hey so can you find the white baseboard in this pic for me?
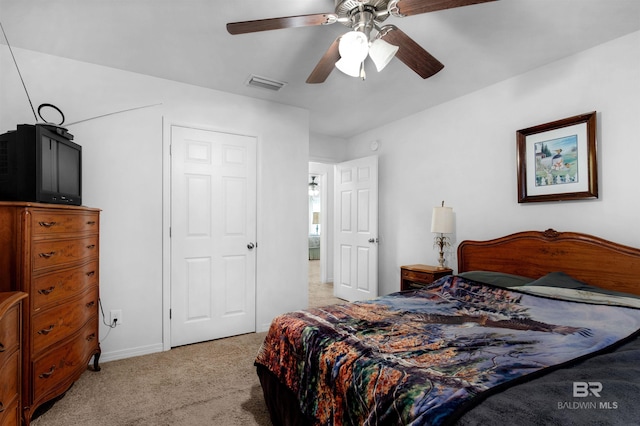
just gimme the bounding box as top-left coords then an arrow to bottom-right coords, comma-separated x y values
98,343 -> 165,363
258,322 -> 271,333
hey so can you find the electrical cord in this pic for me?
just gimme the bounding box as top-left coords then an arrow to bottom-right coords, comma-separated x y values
99,298 -> 119,328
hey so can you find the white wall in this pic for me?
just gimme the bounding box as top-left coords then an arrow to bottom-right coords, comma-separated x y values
309,132 -> 348,163
0,48 -> 310,361
346,31 -> 640,297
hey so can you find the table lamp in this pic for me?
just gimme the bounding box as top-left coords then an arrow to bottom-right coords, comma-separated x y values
431,201 -> 454,269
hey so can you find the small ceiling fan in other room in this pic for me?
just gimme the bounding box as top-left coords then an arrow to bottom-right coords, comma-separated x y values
226,0 -> 497,84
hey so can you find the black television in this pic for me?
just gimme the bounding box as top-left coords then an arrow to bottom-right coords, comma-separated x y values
0,123 -> 82,205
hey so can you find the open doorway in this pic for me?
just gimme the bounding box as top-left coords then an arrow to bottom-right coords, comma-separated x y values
308,163 -> 338,307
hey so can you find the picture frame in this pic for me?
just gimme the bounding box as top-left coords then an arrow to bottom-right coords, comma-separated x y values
516,111 -> 598,203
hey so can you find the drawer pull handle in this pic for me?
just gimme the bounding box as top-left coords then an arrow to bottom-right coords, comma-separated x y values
0,401 -> 4,413
38,325 -> 55,335
39,366 -> 56,379
87,220 -> 96,225
38,221 -> 57,228
86,244 -> 96,249
87,271 -> 96,277
0,342 -> 5,352
38,286 -> 56,295
86,301 -> 96,308
39,251 -> 57,259
87,333 -> 96,341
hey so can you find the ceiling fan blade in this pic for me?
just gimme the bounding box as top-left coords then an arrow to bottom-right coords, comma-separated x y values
380,26 -> 444,79
227,13 -> 337,35
393,0 -> 498,17
306,37 -> 341,84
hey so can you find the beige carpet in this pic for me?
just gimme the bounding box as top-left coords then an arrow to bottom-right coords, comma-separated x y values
32,260 -> 340,425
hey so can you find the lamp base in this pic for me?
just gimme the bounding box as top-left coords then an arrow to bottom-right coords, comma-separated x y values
434,234 -> 450,269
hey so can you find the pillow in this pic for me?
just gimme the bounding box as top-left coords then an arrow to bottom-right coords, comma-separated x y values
512,286 -> 640,309
523,271 -> 640,299
458,271 -> 535,288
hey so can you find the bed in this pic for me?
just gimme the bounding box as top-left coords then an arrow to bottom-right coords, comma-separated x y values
255,229 -> 640,425
309,235 -> 320,260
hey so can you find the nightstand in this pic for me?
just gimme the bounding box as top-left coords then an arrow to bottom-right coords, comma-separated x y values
400,264 -> 453,291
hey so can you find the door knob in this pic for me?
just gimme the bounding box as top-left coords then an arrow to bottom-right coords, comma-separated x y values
368,238 -> 379,243
247,242 -> 255,250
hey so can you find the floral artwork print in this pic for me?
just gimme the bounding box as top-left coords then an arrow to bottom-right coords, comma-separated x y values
535,134 -> 579,187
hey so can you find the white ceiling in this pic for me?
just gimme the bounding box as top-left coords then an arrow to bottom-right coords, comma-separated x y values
1,0 -> 639,138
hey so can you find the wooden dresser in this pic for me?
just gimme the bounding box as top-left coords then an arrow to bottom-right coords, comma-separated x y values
0,292 -> 28,426
0,202 -> 100,425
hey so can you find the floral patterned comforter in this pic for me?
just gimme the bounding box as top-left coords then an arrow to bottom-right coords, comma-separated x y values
255,276 -> 640,425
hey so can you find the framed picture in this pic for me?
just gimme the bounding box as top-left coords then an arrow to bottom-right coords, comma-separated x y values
516,111 -> 598,203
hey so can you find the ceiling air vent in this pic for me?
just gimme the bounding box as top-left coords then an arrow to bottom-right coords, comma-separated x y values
245,75 -> 287,92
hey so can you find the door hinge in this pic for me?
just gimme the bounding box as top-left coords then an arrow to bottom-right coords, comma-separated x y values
169,308 -> 172,319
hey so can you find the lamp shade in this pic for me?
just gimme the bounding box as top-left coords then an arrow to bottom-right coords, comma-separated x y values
335,58 -> 363,77
338,31 -> 369,61
336,31 -> 369,77
431,206 -> 454,234
312,212 -> 320,225
369,38 -> 399,72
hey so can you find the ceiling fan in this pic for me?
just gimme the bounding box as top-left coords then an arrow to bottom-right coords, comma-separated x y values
227,0 -> 497,84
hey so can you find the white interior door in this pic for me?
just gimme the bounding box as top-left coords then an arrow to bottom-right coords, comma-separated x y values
334,156 -> 378,302
170,125 -> 257,347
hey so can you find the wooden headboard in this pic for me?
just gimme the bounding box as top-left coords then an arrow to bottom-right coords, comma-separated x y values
457,229 -> 640,296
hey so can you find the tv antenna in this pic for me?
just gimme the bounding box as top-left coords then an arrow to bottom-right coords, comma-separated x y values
1,19 -> 163,129
0,19 -> 39,123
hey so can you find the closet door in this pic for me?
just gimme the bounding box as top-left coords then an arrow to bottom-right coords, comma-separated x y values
170,125 -> 257,347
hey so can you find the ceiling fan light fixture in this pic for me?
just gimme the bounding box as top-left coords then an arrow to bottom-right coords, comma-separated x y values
335,57 -> 364,78
338,31 -> 369,61
369,38 -> 399,72
228,0 -> 498,84
336,31 -> 369,77
309,176 -> 319,196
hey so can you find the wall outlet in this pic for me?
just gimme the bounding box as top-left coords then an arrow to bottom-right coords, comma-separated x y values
110,309 -> 122,326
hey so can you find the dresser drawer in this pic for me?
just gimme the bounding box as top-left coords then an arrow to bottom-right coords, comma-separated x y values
31,210 -> 99,236
401,269 -> 431,282
32,287 -> 98,355
0,398 -> 19,426
32,323 -> 99,402
0,350 -> 19,422
32,235 -> 99,271
0,304 -> 20,360
32,261 -> 98,312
